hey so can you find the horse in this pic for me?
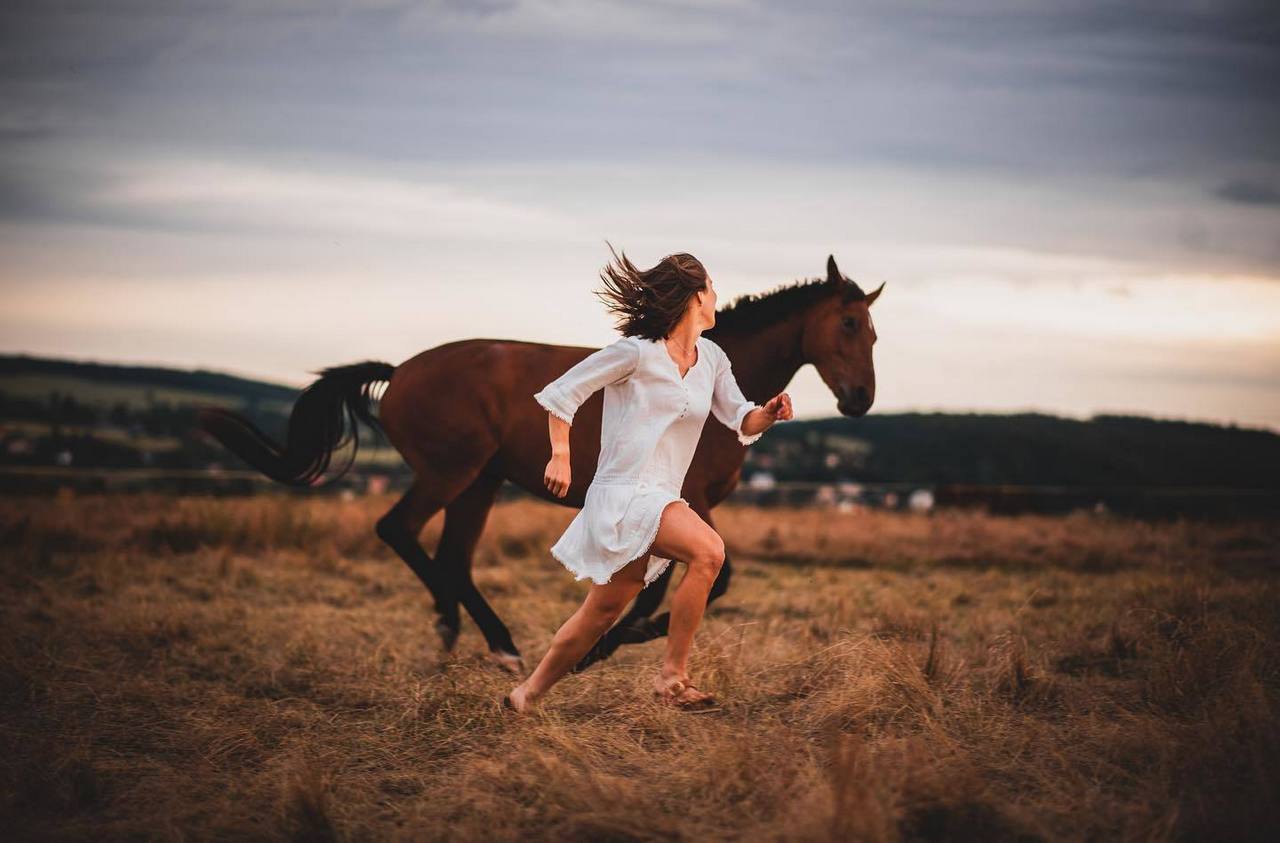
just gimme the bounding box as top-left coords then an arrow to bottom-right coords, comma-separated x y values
197,255 -> 883,675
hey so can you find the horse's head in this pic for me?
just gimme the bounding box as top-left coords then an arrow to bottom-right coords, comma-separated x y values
803,255 -> 884,417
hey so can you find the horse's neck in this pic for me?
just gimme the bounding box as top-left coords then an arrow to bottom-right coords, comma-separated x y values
709,317 -> 806,403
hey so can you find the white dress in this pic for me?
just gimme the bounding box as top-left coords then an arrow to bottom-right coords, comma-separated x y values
533,334 -> 765,588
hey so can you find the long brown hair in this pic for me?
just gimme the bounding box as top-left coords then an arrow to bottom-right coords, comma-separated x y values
593,241 -> 707,340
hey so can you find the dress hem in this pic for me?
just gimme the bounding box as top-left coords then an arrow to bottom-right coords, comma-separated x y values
636,495 -> 684,585
548,494 -> 686,587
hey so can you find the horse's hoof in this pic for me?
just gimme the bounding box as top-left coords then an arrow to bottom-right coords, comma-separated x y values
489,650 -> 525,676
435,620 -> 460,652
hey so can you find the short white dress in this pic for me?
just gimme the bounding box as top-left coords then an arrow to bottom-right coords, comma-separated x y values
533,334 -> 765,588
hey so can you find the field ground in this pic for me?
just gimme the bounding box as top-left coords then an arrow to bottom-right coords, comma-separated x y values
1,493 -> 1278,841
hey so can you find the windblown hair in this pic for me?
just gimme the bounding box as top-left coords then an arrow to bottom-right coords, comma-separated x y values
593,241 -> 708,340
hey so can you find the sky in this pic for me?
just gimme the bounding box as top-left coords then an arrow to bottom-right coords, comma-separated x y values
2,0 -> 1278,431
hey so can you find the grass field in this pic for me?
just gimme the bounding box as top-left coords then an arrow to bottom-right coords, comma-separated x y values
1,493 -> 1277,841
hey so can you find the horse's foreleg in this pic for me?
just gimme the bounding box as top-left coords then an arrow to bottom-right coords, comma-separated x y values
572,555 -> 733,673
572,502 -> 732,672
571,561 -> 674,673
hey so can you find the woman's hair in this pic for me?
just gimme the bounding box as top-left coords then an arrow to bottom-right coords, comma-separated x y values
593,241 -> 708,340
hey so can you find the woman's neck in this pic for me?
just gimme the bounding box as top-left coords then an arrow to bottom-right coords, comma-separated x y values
664,316 -> 703,354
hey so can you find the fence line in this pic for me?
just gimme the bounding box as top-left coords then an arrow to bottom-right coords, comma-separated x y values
2,466 -> 1276,519
2,466 -> 1273,494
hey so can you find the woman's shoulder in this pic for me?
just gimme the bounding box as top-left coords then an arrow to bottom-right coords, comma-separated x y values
613,335 -> 647,360
606,335 -> 645,371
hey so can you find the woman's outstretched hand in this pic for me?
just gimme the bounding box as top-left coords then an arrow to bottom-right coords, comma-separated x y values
762,392 -> 794,422
544,453 -> 571,498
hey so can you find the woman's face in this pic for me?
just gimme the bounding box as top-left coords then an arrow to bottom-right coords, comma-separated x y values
697,274 -> 717,328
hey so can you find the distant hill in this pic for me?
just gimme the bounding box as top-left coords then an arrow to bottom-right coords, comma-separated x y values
0,353 -> 299,413
772,412 -> 1280,489
0,353 -> 384,473
2,353 -> 1278,488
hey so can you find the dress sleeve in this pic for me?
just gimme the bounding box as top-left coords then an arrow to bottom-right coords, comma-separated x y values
533,337 -> 639,426
710,346 -> 764,446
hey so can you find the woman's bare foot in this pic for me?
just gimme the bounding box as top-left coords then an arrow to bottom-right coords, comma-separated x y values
505,683 -> 533,714
653,671 -> 717,708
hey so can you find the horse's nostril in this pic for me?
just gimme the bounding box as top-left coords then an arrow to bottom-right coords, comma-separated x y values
853,386 -> 869,402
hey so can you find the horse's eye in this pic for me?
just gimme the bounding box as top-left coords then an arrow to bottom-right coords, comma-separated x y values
842,316 -> 859,332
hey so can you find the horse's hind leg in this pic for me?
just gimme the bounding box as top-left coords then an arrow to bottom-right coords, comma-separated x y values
437,470 -> 525,674
375,468 -> 484,653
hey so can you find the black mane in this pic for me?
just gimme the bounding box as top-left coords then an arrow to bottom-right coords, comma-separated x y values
713,274 -> 865,333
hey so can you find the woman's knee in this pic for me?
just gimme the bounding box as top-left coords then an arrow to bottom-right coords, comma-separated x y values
687,535 -> 725,580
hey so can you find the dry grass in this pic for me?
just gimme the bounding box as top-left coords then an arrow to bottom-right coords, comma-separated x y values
1,492 -> 1278,841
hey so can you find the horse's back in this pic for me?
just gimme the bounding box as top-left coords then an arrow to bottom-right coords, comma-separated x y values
378,339 -> 601,481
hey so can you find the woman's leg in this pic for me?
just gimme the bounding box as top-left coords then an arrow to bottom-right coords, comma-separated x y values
646,502 -> 726,699
508,554 -> 649,711
663,561 -> 722,685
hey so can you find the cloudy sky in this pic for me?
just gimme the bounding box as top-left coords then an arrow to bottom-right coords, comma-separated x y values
2,0 -> 1278,430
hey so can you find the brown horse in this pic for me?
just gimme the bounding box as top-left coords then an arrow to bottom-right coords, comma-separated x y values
198,255 -> 882,674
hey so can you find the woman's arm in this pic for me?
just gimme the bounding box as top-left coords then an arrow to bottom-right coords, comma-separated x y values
710,347 -> 791,445
533,337 -> 639,427
543,413 -> 573,497
534,337 -> 639,496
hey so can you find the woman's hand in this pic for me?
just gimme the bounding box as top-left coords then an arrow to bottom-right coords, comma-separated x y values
544,453 -> 571,498
762,392 -> 794,422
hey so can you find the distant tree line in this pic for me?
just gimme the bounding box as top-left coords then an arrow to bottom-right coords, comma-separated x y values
2,355 -> 1278,488
747,412 -> 1280,488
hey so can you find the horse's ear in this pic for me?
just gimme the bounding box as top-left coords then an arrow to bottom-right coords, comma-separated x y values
865,281 -> 885,306
826,255 -> 843,287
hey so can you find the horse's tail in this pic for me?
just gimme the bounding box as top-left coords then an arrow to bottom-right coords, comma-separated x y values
197,361 -> 396,487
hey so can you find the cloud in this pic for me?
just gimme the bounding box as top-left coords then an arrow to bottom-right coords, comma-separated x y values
2,1 -> 1276,178
1216,179 -> 1280,207
2,0 -> 1277,430
0,150 -> 578,245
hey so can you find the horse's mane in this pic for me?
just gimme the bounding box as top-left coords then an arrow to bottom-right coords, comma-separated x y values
713,274 -> 865,333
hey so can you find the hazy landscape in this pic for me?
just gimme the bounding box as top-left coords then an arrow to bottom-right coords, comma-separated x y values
4,354 -> 1278,518
6,2 -> 1279,840
3,492 -> 1276,841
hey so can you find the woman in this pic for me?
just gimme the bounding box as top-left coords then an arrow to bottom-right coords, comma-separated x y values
503,246 -> 793,714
